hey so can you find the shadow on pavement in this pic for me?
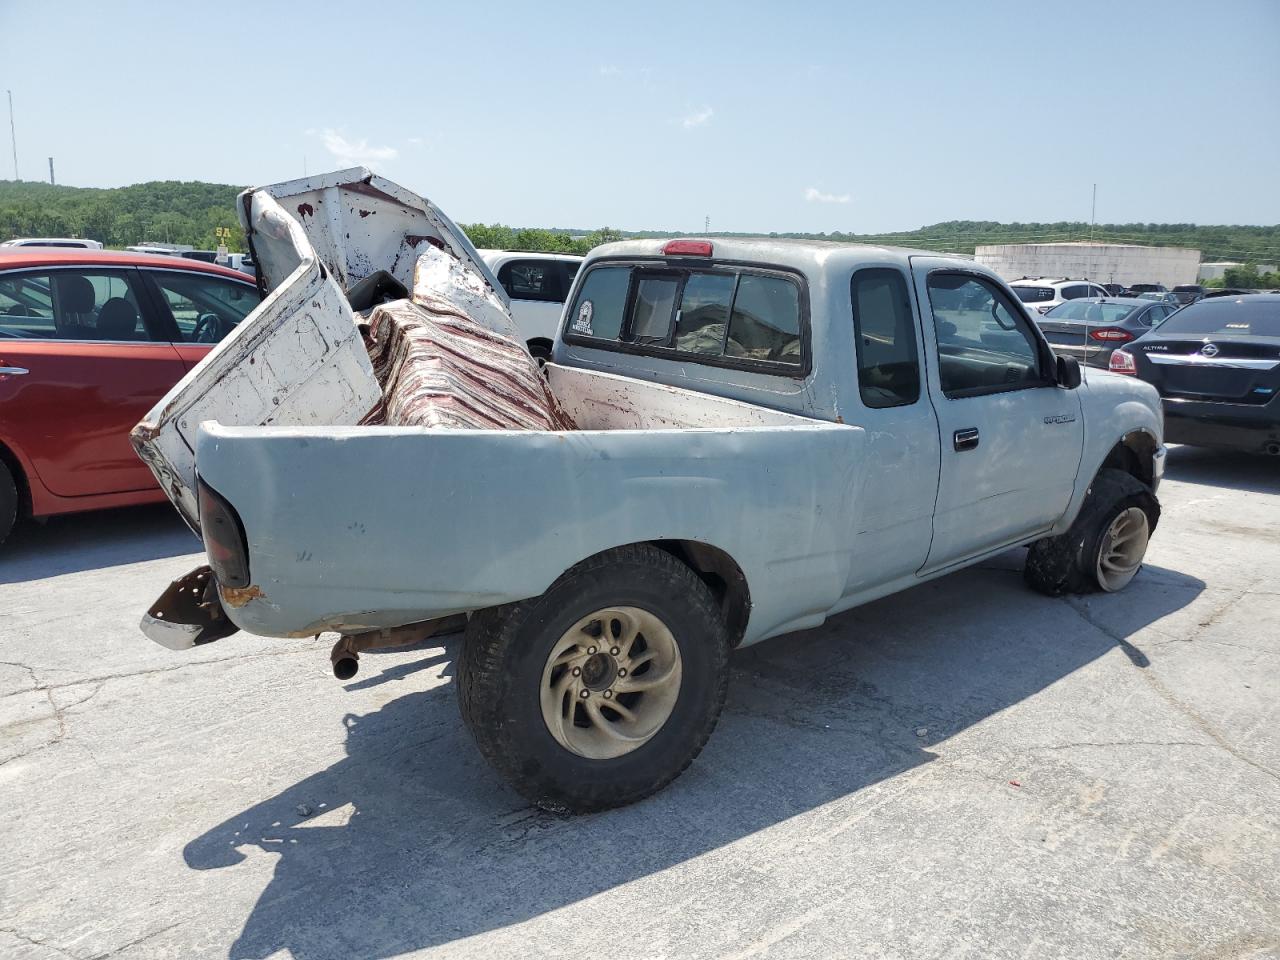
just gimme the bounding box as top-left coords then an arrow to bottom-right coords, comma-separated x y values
0,503 -> 197,584
1163,445 -> 1278,495
184,558 -> 1203,959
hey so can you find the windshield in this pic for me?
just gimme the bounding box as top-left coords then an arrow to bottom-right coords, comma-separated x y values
1012,286 -> 1054,303
1044,301 -> 1140,324
1155,298 -> 1280,337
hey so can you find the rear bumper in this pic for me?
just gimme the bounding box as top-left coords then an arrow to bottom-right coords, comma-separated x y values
1163,398 -> 1280,453
1050,342 -> 1115,368
141,565 -> 240,650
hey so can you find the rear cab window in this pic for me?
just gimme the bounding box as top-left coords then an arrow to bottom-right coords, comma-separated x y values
564,260 -> 808,375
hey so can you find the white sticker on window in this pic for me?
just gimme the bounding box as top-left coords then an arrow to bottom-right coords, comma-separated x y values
572,299 -> 594,335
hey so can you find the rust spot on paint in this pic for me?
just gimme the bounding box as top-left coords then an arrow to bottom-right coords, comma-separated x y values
358,209 -> 373,218
297,202 -> 314,218
221,584 -> 265,608
404,234 -> 444,249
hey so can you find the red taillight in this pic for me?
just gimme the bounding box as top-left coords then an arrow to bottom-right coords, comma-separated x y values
1089,327 -> 1135,342
198,479 -> 250,588
1109,350 -> 1137,375
662,239 -> 713,257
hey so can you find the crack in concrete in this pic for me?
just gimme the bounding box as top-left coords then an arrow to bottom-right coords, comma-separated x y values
0,925 -> 85,960
1059,596 -> 1280,786
85,920 -> 186,960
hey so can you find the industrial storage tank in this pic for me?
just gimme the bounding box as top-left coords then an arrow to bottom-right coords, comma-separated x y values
974,242 -> 1200,288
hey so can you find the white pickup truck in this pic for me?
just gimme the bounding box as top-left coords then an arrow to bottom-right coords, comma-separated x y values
135,170 -> 1166,812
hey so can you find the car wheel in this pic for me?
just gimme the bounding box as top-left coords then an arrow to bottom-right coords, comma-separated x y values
457,543 -> 730,813
0,459 -> 17,547
1024,468 -> 1160,597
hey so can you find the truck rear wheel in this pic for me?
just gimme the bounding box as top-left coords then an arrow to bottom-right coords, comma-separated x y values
0,459 -> 17,547
457,544 -> 730,812
1024,467 -> 1160,596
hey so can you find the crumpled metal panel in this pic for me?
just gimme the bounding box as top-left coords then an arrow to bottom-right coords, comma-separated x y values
366,298 -> 574,431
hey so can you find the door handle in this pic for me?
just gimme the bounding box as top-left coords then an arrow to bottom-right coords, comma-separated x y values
954,427 -> 980,451
0,366 -> 30,376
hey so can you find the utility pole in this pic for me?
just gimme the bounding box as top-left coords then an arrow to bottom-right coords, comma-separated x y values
7,90 -> 17,180
704,215 -> 710,233
1089,183 -> 1096,244
48,157 -> 55,185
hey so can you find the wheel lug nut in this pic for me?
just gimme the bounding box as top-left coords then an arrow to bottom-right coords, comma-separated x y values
587,646 -> 597,655
571,667 -> 581,676
610,646 -> 620,656
580,689 -> 590,699
603,689 -> 613,699
618,668 -> 627,677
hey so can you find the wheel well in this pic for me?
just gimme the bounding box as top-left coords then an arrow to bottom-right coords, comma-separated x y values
0,440 -> 31,517
1100,430 -> 1157,488
527,337 -> 553,358
652,540 -> 751,646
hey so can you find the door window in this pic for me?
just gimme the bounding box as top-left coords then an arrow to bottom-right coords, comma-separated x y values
0,269 -> 152,341
927,273 -> 1045,398
498,260 -> 564,303
851,268 -> 920,408
148,270 -> 258,343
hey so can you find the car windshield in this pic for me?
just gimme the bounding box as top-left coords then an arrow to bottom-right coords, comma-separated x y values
1043,301 -> 1140,324
1154,299 -> 1280,337
1012,286 -> 1054,303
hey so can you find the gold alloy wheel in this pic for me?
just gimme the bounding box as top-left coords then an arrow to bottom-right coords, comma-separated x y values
539,606 -> 683,760
1095,506 -> 1150,592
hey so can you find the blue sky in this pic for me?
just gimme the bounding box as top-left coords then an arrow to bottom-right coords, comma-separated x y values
2,0 -> 1278,233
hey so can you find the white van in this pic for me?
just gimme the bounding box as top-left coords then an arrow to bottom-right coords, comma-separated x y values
478,250 -> 582,359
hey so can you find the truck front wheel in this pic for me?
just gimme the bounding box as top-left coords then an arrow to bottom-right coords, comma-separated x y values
1024,467 -> 1160,597
457,544 -> 730,813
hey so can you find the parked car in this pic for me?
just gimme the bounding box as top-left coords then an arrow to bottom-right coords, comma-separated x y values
1127,282 -> 1167,296
1009,277 -> 1110,316
0,237 -> 104,250
1035,296 -> 1176,368
1110,294 -> 1279,454
1102,283 -> 1129,297
478,250 -> 582,359
0,249 -> 261,545
134,170 -> 1167,813
1171,284 -> 1207,305
1135,291 -> 1183,306
1204,288 -> 1255,299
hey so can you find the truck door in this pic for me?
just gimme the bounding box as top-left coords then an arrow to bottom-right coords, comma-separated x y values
909,258 -> 1084,571
842,265 -> 941,594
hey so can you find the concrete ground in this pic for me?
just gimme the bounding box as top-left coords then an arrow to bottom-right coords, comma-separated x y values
1,445 -> 1276,960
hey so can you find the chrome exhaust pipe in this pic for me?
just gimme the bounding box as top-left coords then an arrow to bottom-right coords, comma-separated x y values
329,614 -> 467,680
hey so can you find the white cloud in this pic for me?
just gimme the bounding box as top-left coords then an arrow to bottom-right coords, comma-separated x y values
320,129 -> 398,168
681,106 -> 714,129
599,64 -> 623,76
804,187 -> 851,204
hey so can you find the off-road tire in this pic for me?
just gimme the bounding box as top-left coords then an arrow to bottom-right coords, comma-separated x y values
457,543 -> 730,813
0,459 -> 17,547
1024,467 -> 1160,597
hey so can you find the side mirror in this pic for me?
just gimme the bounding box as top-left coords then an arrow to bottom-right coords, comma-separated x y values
1056,354 -> 1082,389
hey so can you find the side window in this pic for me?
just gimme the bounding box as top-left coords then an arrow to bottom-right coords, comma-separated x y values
567,265 -> 629,340
851,268 -> 920,409
148,271 -> 258,343
1090,285 -> 1108,298
1060,284 -> 1087,301
498,260 -> 563,303
926,274 -> 1044,398
0,269 -> 151,341
726,274 -> 802,365
1144,306 -> 1165,326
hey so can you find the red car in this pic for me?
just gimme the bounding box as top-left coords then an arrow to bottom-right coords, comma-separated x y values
0,249 -> 261,545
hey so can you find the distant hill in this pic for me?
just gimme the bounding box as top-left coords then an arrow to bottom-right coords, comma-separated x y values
3,179 -> 1278,264
0,179 -> 247,252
